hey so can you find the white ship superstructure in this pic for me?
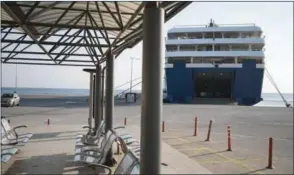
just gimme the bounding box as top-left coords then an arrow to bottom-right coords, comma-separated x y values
165,19 -> 265,68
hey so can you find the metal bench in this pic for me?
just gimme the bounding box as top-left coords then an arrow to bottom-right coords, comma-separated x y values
1,147 -> 19,163
74,129 -> 117,165
1,118 -> 33,145
75,120 -> 138,152
94,149 -> 140,175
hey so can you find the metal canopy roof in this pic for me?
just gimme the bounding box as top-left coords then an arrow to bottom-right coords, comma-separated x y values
1,1 -> 191,67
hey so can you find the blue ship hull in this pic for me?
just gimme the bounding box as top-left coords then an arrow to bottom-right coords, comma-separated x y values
165,60 -> 264,106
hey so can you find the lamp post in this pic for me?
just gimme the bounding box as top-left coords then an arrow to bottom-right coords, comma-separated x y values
130,57 -> 140,93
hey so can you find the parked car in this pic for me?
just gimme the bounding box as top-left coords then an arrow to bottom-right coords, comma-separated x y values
1,92 -> 20,107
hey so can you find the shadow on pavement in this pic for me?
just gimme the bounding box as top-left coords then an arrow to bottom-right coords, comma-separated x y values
241,168 -> 267,174
189,150 -> 227,158
3,153 -> 70,174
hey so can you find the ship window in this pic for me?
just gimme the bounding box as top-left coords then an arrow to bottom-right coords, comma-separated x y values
168,33 -> 178,39
191,58 -> 202,63
202,58 -> 215,64
188,32 -> 203,39
256,59 -> 263,64
240,32 -> 252,38
223,58 -> 235,63
219,44 -> 230,51
168,57 -> 191,63
231,44 -> 249,51
251,45 -> 263,51
197,45 -> 206,51
206,45 -> 213,51
224,32 -> 239,38
204,32 -> 213,39
166,45 -> 178,51
180,45 -> 195,51
214,32 -> 222,38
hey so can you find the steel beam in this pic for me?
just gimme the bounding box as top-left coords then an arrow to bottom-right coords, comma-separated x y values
27,2 -> 62,21
1,39 -> 115,48
12,3 -> 143,16
0,50 -> 100,57
1,57 -> 96,63
2,20 -> 130,31
101,2 -> 144,60
3,62 -> 95,67
1,31 -> 117,40
140,2 -> 164,174
1,3 -> 56,63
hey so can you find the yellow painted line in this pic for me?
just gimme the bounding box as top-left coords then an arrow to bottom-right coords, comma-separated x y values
205,148 -> 265,174
176,137 -> 190,143
197,157 -> 266,164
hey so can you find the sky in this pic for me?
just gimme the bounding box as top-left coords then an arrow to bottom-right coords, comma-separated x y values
1,2 -> 293,93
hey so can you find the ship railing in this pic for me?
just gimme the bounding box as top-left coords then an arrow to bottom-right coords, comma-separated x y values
172,23 -> 256,28
166,49 -> 265,52
166,36 -> 265,40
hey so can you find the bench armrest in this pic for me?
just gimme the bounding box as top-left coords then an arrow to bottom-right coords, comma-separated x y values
12,125 -> 27,138
1,141 -> 18,146
13,125 -> 27,130
114,126 -> 125,130
83,149 -> 103,155
82,140 -> 99,146
87,164 -> 112,175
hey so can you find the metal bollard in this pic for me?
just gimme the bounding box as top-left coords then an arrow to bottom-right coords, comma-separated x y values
162,121 -> 165,132
205,120 -> 212,141
266,137 -> 274,169
124,117 -> 127,126
193,117 -> 198,136
227,125 -> 232,151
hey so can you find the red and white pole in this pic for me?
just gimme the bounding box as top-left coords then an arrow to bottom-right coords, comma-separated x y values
193,117 -> 198,136
227,125 -> 232,151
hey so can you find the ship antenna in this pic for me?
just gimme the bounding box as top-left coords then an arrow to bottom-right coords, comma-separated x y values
209,18 -> 214,27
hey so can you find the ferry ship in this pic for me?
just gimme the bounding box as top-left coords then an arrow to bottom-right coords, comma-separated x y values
164,20 -> 265,106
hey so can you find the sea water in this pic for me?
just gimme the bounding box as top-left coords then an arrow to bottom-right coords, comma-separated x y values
1,87 -> 293,107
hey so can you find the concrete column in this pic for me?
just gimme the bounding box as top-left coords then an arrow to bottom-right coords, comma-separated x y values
229,45 -> 232,51
88,73 -> 94,134
235,57 -> 238,63
239,32 -> 242,38
94,65 -> 102,133
221,32 -> 225,38
105,51 -> 114,164
141,2 -> 163,174
177,45 -> 180,51
212,44 -> 215,51
248,44 -> 252,51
